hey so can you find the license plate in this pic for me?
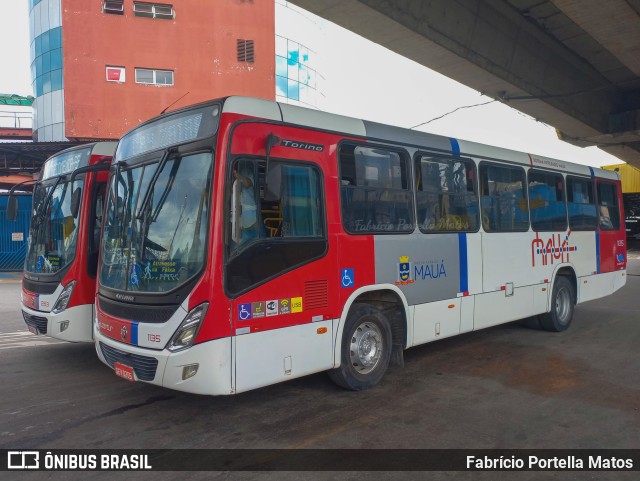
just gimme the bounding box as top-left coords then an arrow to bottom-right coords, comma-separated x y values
114,362 -> 135,382
27,325 -> 38,335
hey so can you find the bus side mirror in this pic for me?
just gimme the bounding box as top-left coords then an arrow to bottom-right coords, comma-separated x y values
231,179 -> 242,244
6,195 -> 18,221
264,162 -> 282,201
71,187 -> 82,218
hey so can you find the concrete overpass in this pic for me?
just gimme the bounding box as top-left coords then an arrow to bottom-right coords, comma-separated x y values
292,0 -> 640,167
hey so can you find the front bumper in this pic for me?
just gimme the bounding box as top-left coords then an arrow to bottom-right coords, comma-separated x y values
94,329 -> 233,396
22,303 -> 94,342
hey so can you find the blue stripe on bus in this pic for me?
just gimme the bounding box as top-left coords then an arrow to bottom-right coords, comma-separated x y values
590,166 -> 599,273
595,231 -> 601,274
449,138 -> 460,156
458,233 -> 468,293
131,322 -> 139,345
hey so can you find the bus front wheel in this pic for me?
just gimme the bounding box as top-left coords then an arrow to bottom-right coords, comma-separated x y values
328,303 -> 392,391
540,276 -> 575,332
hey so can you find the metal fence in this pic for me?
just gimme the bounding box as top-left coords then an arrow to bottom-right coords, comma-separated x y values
0,194 -> 32,271
0,110 -> 33,129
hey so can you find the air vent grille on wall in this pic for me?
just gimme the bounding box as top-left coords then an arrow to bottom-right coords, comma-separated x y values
304,280 -> 329,310
237,39 -> 255,63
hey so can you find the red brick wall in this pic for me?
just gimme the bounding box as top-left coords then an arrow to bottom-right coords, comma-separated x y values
62,0 -> 275,139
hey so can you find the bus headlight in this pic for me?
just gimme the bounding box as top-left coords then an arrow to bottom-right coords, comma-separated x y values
167,303 -> 209,352
52,281 -> 76,314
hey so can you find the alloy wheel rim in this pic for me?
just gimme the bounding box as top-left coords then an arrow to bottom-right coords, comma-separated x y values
349,321 -> 383,375
556,286 -> 571,324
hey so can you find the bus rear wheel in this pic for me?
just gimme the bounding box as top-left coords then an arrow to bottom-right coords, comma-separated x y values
540,276 -> 575,332
328,303 -> 392,391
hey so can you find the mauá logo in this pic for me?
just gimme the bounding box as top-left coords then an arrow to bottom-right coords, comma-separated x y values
413,260 -> 447,280
396,256 -> 414,285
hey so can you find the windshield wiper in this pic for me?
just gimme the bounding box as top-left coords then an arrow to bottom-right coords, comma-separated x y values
129,150 -> 182,274
109,161 -> 128,218
150,160 -> 180,222
136,147 -> 176,220
30,175 -> 66,268
35,175 -> 64,224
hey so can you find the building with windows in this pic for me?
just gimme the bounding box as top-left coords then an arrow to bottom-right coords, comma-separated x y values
29,0 -> 275,141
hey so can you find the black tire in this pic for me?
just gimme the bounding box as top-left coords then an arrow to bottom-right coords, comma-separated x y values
539,276 -> 575,332
328,303 -> 392,391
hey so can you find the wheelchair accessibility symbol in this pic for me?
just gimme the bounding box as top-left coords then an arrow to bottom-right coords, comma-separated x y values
238,303 -> 252,321
341,268 -> 355,288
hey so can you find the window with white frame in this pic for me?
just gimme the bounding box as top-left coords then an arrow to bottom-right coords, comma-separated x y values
103,0 -> 124,15
135,68 -> 174,85
133,2 -> 174,19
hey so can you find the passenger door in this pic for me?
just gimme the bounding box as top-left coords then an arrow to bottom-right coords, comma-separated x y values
475,162 -> 536,329
596,180 -> 626,274
225,122 -> 341,393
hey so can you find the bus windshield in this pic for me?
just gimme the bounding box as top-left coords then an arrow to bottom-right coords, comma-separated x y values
24,147 -> 91,275
99,151 -> 213,293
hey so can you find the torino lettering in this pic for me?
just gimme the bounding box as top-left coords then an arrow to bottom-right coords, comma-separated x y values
280,139 -> 324,151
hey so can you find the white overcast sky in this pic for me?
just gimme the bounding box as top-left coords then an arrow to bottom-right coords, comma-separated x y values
0,1 -> 622,167
1,2 -> 31,98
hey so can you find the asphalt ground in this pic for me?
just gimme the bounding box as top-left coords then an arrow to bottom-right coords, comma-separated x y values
0,241 -> 638,481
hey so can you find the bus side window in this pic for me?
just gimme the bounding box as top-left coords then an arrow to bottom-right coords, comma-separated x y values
94,184 -> 105,249
597,182 -> 620,230
415,155 -> 479,232
265,163 -> 323,238
226,159 -> 326,296
479,163 -> 529,232
528,170 -> 567,231
88,183 -> 106,277
339,144 -> 414,234
567,176 -> 597,230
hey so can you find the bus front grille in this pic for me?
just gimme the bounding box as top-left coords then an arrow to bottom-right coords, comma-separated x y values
22,311 -> 48,334
98,294 -> 178,324
99,342 -> 159,381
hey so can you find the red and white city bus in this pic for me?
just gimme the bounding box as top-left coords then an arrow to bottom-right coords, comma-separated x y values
17,142 -> 116,342
94,97 -> 626,394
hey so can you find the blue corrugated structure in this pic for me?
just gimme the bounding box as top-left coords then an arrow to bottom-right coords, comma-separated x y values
0,194 -> 32,271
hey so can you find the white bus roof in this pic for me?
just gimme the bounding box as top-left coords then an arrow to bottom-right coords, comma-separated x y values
223,96 -> 619,180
